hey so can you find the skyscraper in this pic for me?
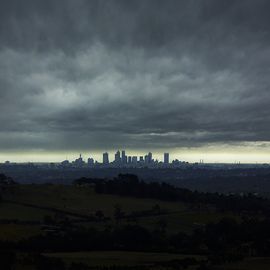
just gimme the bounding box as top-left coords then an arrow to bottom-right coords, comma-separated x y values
132,156 -> 138,164
114,150 -> 121,164
103,152 -> 109,165
88,157 -> 94,166
145,154 -> 149,164
148,152 -> 153,163
74,153 -> 84,167
164,153 -> 169,164
122,150 -> 127,164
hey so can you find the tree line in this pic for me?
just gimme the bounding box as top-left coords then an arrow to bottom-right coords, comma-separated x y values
74,174 -> 270,216
1,216 -> 270,269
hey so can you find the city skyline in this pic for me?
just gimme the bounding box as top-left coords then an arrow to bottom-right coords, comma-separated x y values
69,150 -> 175,168
1,147 -> 270,164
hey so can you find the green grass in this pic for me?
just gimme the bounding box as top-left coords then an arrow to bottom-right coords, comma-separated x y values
45,251 -> 204,267
134,211 -> 233,234
0,224 -> 41,241
0,185 -> 268,270
0,202 -> 52,221
4,184 -> 187,217
0,184 -> 241,241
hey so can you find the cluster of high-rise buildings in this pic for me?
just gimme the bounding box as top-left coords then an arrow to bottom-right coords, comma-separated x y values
61,150 -> 187,168
103,150 -> 158,166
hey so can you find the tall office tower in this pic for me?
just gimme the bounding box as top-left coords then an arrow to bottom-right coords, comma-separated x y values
103,152 -> 109,165
75,153 -> 84,167
164,153 -> 169,164
122,150 -> 127,164
132,156 -> 138,164
148,152 -> 153,163
114,150 -> 121,163
88,157 -> 94,166
128,156 -> 132,164
139,156 -> 144,163
145,154 -> 149,164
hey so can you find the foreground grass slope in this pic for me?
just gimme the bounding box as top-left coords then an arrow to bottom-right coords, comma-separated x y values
0,181 -> 269,269
3,184 -> 186,216
45,251 -> 205,267
0,184 -> 239,239
213,257 -> 270,270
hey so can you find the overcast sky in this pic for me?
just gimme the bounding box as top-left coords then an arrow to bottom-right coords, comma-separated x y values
1,0 -> 270,162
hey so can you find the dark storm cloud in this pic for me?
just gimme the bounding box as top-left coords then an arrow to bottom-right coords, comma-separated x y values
1,0 -> 270,151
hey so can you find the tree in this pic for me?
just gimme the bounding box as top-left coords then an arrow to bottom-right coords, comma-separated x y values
156,218 -> 167,233
43,215 -> 55,225
152,204 -> 161,214
114,204 -> 125,223
69,262 -> 89,270
95,210 -> 104,221
0,251 -> 16,270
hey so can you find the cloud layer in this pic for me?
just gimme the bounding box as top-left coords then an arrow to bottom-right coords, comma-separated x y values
1,0 -> 270,154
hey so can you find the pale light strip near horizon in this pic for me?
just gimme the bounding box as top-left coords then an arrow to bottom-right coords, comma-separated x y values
1,143 -> 270,163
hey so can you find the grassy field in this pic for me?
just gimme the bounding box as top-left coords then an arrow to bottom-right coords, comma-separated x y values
0,184 -> 240,241
0,201 -> 52,221
45,251 -> 204,267
4,184 -> 187,216
1,184 -> 269,269
135,210 -> 240,234
213,257 -> 270,270
0,224 -> 41,241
